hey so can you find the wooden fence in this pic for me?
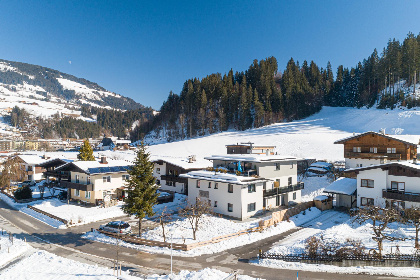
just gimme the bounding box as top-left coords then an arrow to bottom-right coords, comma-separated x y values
27,205 -> 69,225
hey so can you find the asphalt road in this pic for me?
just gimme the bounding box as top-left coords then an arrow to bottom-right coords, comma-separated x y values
0,199 -> 414,280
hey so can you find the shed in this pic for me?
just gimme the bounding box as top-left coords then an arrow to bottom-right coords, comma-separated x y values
313,195 -> 333,211
324,177 -> 357,208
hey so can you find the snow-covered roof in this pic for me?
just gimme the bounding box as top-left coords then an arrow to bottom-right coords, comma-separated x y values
151,156 -> 211,170
314,195 -> 329,201
204,154 -> 301,163
180,170 -> 269,184
323,177 -> 357,195
334,131 -> 420,146
57,159 -> 132,175
310,161 -> 332,168
17,155 -> 46,165
346,160 -> 420,173
308,167 -> 329,173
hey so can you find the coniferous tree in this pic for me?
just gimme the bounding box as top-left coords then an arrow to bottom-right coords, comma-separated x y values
77,139 -> 95,161
122,142 -> 158,236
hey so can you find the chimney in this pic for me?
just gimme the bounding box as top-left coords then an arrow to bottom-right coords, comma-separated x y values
188,156 -> 193,163
266,149 -> 269,156
100,156 -> 108,164
191,155 -> 196,161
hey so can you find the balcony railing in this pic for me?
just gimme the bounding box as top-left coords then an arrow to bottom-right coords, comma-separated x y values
345,152 -> 401,160
382,189 -> 420,203
263,182 -> 304,197
60,181 -> 94,192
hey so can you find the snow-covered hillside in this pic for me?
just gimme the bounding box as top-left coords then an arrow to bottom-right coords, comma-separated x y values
145,106 -> 420,162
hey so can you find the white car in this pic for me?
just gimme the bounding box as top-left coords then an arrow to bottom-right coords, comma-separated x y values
99,221 -> 132,234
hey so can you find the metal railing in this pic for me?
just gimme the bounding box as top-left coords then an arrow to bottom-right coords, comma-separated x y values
263,182 -> 304,197
382,189 -> 420,203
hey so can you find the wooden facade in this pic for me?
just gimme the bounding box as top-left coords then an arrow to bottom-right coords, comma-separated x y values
335,132 -> 417,161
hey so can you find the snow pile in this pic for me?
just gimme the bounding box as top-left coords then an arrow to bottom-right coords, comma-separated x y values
0,231 -> 29,268
84,207 -> 322,257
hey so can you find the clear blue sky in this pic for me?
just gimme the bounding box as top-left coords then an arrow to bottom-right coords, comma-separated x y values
0,1 -> 419,109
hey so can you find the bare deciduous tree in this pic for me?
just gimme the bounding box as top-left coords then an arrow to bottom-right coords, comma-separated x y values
38,182 -> 46,199
351,206 -> 402,258
181,198 -> 212,240
0,156 -> 25,191
158,206 -> 171,242
402,207 -> 420,248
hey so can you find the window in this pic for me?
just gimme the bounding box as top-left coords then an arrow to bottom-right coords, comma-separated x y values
370,147 -> 377,153
228,184 -> 233,193
156,168 -> 160,174
87,176 -> 91,184
122,175 -> 129,181
196,180 -> 200,188
228,203 -> 233,212
168,169 -> 173,175
103,176 -> 111,183
248,184 -> 256,193
290,163 -> 294,169
361,179 -> 374,188
247,202 -> 256,212
293,192 -> 296,200
75,175 -> 80,184
167,181 -> 174,186
288,177 -> 292,186
214,183 -> 218,189
75,189 -> 80,197
208,182 -> 212,188
85,191 -> 91,199
387,147 -> 396,153
353,146 -> 361,153
214,201 -> 218,207
361,197 -> 374,206
275,163 -> 280,170
391,181 -> 405,191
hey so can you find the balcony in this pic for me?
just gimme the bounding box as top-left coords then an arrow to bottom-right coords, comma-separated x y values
60,181 -> 94,192
263,182 -> 304,197
382,189 -> 420,203
345,152 -> 401,160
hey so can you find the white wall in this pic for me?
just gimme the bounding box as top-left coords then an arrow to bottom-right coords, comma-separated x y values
356,169 -> 387,208
346,158 -> 383,169
71,171 -> 128,192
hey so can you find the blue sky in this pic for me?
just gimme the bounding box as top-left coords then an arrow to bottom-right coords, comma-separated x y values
0,1 -> 419,109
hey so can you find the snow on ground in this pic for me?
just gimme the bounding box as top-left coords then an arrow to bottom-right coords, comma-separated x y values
32,199 -> 126,226
83,207 -> 322,257
300,176 -> 331,202
0,250 -> 260,280
145,106 -> 420,162
254,210 -> 420,277
0,232 -> 29,268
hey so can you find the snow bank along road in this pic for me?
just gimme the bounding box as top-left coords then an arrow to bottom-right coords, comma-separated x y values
0,199 -> 406,280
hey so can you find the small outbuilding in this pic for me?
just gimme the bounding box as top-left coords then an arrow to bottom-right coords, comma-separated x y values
313,195 -> 333,211
323,177 -> 357,208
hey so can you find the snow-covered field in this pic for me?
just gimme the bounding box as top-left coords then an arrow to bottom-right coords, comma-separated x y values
145,106 -> 420,162
254,210 -> 420,277
0,232 -> 29,268
83,207 -> 322,257
301,176 -> 331,202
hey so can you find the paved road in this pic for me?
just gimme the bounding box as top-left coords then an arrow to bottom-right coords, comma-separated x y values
0,199 -> 414,280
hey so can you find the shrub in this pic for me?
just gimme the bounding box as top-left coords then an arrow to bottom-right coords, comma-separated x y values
14,185 -> 32,200
305,236 -> 321,258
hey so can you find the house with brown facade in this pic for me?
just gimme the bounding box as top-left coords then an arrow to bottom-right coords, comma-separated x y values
334,131 -> 419,169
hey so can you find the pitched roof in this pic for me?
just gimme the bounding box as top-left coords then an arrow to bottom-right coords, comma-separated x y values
56,159 -> 132,175
334,131 -> 420,146
17,155 -> 46,165
344,161 -> 420,173
324,177 -> 357,195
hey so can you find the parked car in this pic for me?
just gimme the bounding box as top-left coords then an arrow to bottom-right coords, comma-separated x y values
21,180 -> 36,187
99,221 -> 132,234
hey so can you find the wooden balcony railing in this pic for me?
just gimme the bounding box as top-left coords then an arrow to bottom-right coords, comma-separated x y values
382,189 -> 420,203
60,181 -> 94,192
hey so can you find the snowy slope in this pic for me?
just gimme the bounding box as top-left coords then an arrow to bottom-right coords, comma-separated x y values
145,106 -> 420,162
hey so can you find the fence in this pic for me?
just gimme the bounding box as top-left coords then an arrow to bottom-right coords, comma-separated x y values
27,205 -> 68,225
259,252 -> 420,267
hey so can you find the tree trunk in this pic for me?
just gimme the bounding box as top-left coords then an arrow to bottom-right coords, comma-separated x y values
138,219 -> 142,237
414,70 -> 417,94
416,227 -> 419,249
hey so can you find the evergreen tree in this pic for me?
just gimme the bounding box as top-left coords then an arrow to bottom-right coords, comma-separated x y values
77,139 -> 95,161
122,142 -> 158,236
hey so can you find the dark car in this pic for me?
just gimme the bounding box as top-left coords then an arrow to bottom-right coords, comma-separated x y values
99,221 -> 132,234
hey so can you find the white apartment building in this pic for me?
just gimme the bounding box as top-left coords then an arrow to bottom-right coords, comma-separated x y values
347,161 -> 420,209
181,154 -> 303,220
